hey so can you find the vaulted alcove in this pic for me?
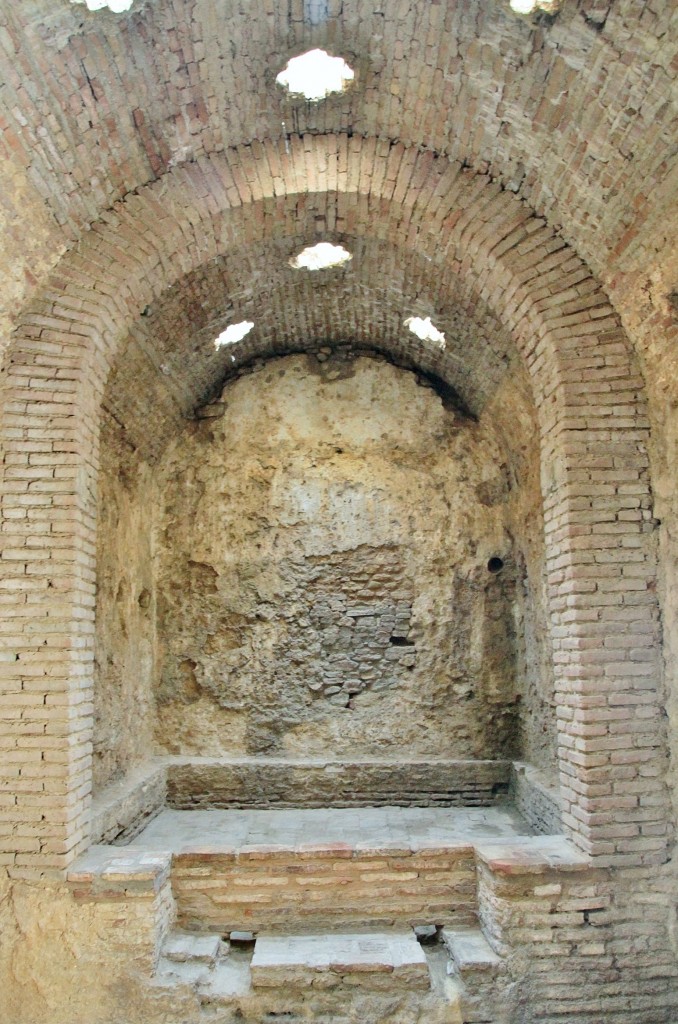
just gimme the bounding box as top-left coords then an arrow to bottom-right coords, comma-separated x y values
94,342 -> 556,807
1,0 -> 675,1003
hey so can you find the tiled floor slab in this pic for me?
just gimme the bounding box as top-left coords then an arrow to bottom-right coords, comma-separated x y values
126,804 -> 533,854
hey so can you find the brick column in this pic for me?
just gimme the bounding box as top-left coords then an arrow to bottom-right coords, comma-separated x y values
0,323 -> 99,876
541,327 -> 666,865
453,176 -> 670,865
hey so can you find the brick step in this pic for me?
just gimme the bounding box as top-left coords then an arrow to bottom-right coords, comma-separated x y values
172,841 -> 479,933
250,931 -> 430,991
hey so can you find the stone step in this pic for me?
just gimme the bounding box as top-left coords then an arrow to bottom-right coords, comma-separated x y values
156,957 -> 212,989
66,846 -> 171,899
155,936 -> 252,1001
250,931 -> 430,990
155,953 -> 253,1002
196,955 -> 252,1002
162,931 -> 222,965
442,928 -> 503,1024
442,927 -> 501,976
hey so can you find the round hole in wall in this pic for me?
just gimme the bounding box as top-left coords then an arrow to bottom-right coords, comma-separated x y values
487,556 -> 504,574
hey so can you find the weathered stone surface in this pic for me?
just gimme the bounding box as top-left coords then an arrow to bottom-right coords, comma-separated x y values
93,422 -> 160,791
165,757 -> 512,810
90,760 -> 167,844
509,763 -> 563,837
250,931 -> 429,990
442,928 -> 501,973
149,354 -> 527,761
162,932 -> 222,965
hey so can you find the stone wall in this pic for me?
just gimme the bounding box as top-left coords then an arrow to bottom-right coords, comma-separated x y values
509,763 -> 563,836
92,348 -> 554,790
0,876 -> 177,1024
90,760 -> 166,844
172,843 -> 477,935
476,850 -> 678,1024
150,353 -> 530,763
166,758 -> 512,811
480,375 -> 557,775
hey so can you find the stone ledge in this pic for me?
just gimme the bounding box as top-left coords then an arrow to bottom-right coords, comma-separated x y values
510,762 -> 563,836
163,932 -> 222,965
172,839 -> 478,860
442,927 -> 502,973
475,836 -> 590,876
67,846 -> 172,899
90,759 -> 167,845
165,757 -> 512,810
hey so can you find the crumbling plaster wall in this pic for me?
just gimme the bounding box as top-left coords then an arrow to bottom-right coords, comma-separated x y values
93,414 -> 159,791
0,877 -> 177,1024
94,349 -> 555,781
154,352 -> 516,760
481,372 -> 557,775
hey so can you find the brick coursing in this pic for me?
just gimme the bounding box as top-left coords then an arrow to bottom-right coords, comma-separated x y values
0,139 -> 669,876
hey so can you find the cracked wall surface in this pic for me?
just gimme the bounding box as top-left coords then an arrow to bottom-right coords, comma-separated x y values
94,351 -> 553,775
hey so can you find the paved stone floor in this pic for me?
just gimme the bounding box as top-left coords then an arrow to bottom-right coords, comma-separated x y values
126,804 -> 533,853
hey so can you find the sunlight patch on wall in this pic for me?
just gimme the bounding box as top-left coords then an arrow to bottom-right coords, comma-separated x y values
509,0 -> 562,13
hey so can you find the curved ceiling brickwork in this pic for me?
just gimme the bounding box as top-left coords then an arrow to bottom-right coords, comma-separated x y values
12,136 -> 624,456
2,133 -> 669,868
105,229 -> 519,457
0,0 -> 675,348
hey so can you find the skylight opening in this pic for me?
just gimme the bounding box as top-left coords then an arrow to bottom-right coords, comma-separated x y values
214,321 -> 254,349
70,0 -> 134,11
276,49 -> 355,102
509,0 -> 561,13
290,242 -> 352,271
404,316 -> 446,350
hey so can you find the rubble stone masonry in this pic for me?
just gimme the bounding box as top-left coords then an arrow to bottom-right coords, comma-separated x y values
0,1 -> 676,1021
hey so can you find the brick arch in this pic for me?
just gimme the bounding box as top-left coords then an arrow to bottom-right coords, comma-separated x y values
0,134 -> 668,874
107,229 -> 522,458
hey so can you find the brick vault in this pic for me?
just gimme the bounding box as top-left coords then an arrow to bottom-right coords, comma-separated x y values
0,2 -> 676,1023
